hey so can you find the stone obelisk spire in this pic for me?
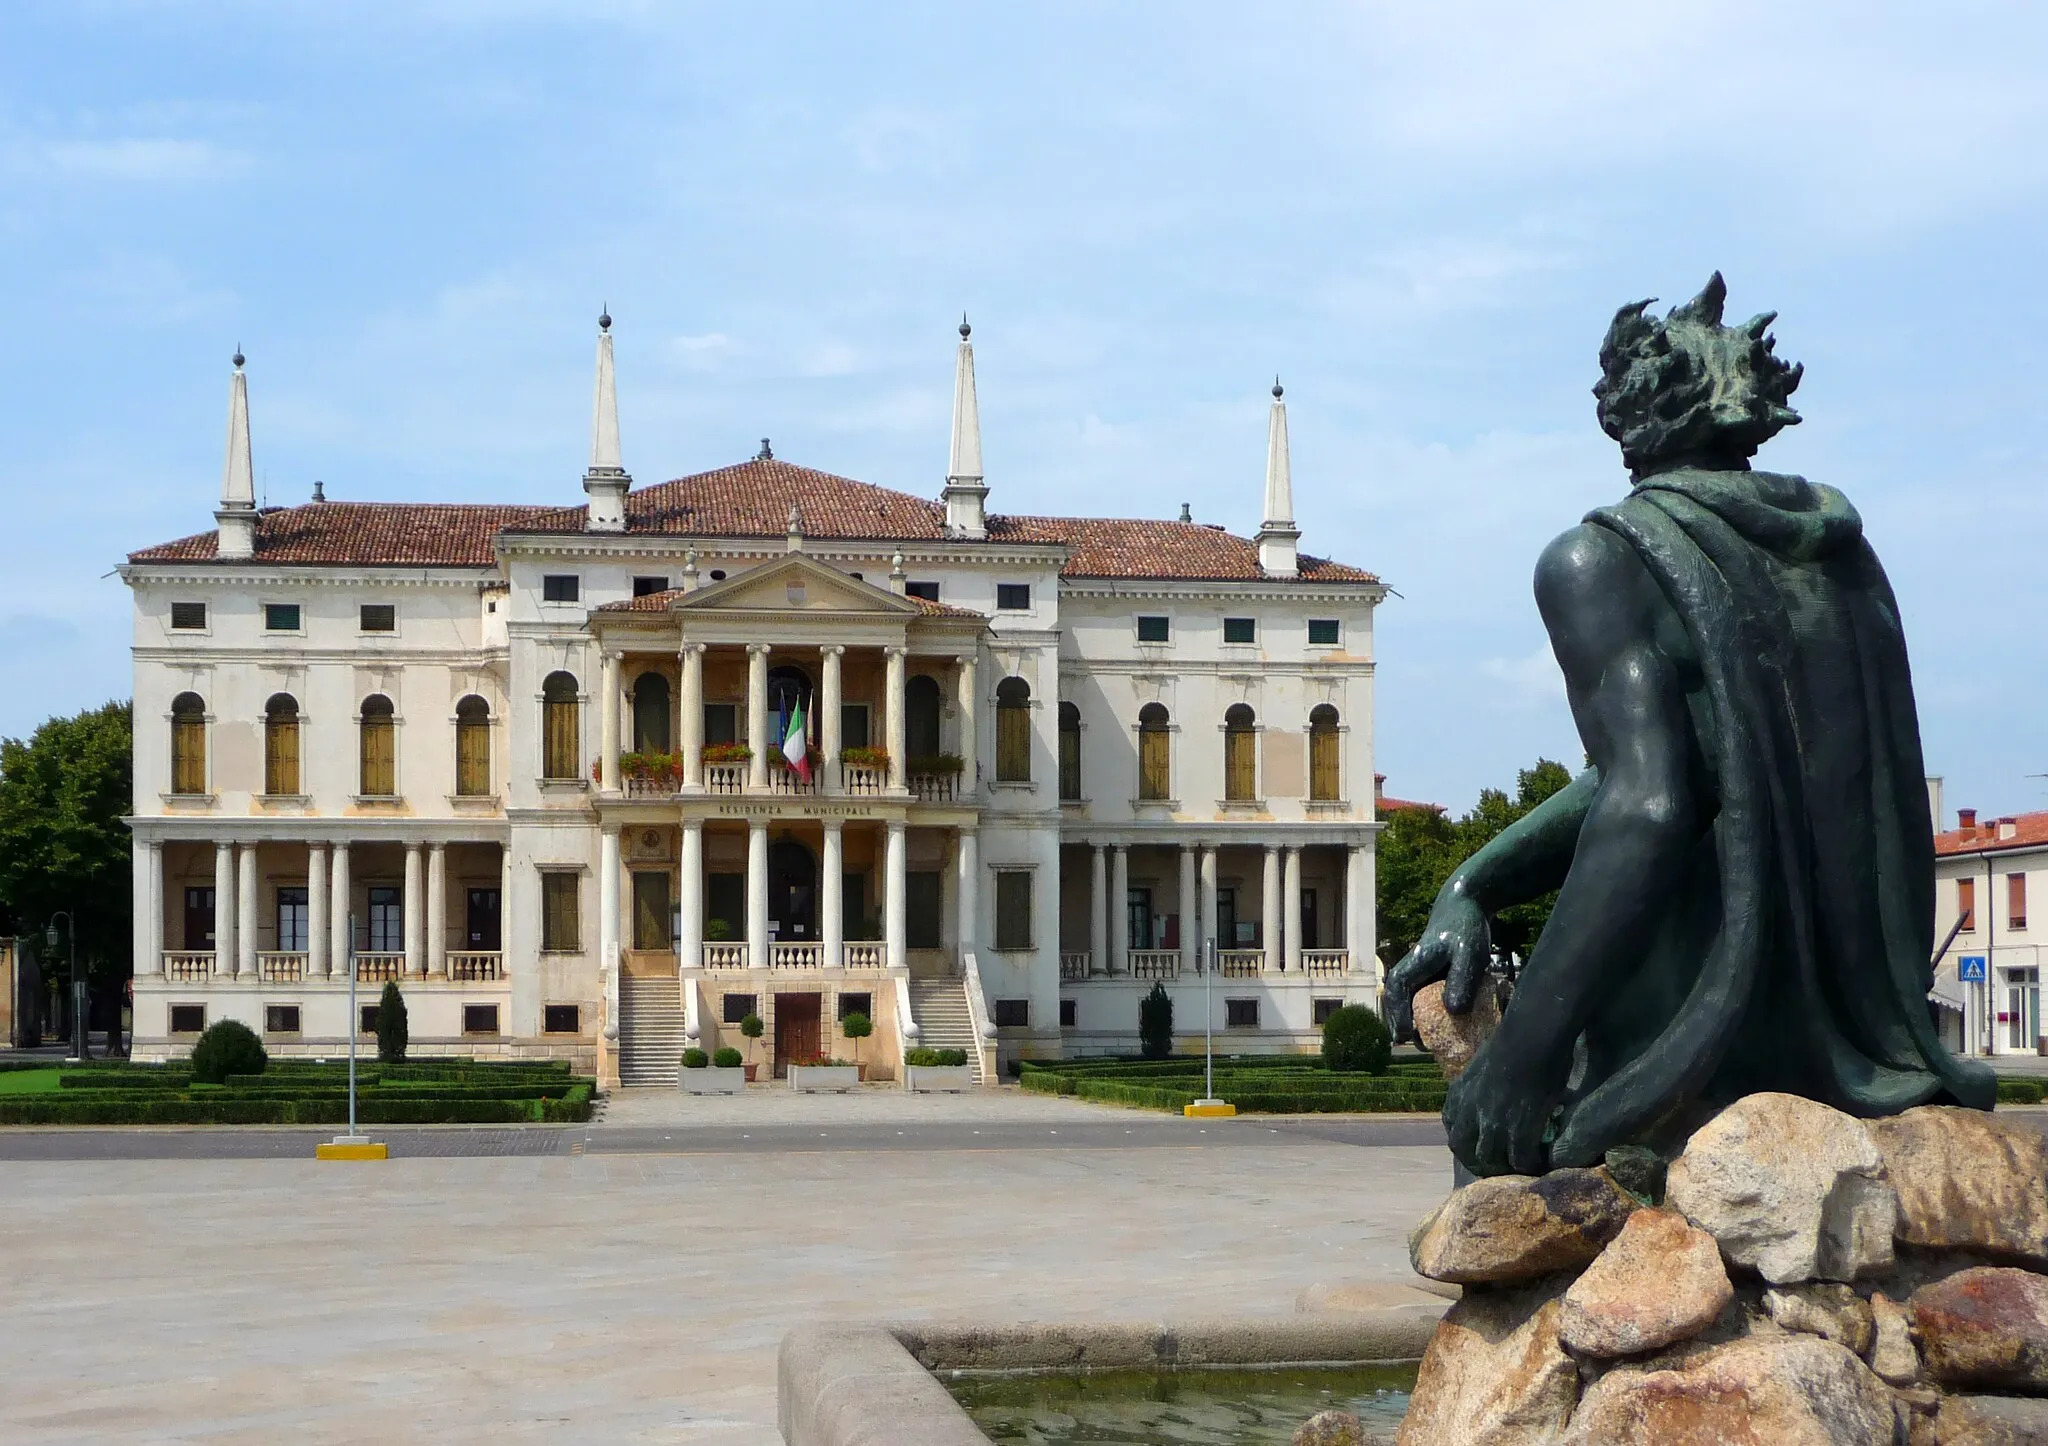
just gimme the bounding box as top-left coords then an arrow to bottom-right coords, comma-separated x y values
942,316 -> 988,539
215,349 -> 258,560
583,308 -> 630,533
1255,378 -> 1300,578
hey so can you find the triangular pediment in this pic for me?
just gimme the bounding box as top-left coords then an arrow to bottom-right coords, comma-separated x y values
676,553 -> 922,615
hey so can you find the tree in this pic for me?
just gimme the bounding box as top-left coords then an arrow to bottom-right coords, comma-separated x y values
1322,1004 -> 1392,1074
191,1018 -> 267,1084
841,1010 -> 871,1070
376,980 -> 409,1062
1138,982 -> 1174,1059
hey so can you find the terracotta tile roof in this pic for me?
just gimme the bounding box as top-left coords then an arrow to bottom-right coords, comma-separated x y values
1936,811 -> 2048,857
594,585 -> 982,619
127,502 -> 557,567
509,458 -> 950,541
990,514 -> 1378,583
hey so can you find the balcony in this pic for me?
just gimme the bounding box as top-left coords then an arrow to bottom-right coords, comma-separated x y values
355,953 -> 404,982
624,775 -> 676,800
909,772 -> 960,803
703,763 -> 746,795
1059,951 -> 1091,980
449,952 -> 502,981
1218,951 -> 1264,977
258,952 -> 306,982
1127,950 -> 1180,980
842,942 -> 885,970
701,942 -> 749,970
163,951 -> 216,981
768,770 -> 818,796
772,940 -> 825,968
842,765 -> 886,796
1302,950 -> 1349,976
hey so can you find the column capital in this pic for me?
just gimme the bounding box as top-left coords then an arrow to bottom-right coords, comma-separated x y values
819,643 -> 846,658
820,816 -> 845,834
601,646 -> 624,663
884,644 -> 910,659
428,840 -> 446,855
747,642 -> 774,657
679,641 -> 707,657
886,817 -> 907,835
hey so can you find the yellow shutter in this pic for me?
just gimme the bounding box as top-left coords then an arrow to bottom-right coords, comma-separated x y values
172,719 -> 206,795
997,705 -> 1030,782
1225,731 -> 1255,801
361,718 -> 395,796
545,700 -> 579,780
267,719 -> 300,796
457,720 -> 491,796
1310,729 -> 1340,801
1139,729 -> 1171,800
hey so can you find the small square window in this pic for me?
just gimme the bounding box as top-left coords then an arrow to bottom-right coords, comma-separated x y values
905,581 -> 940,602
359,1005 -> 379,1035
1225,998 -> 1260,1029
463,1004 -> 501,1036
170,602 -> 207,630
1312,997 -> 1344,1026
1222,617 -> 1256,644
722,992 -> 757,1025
543,1004 -> 581,1034
264,603 -> 301,632
1059,998 -> 1077,1028
1136,616 -> 1170,643
996,583 -> 1032,611
265,1004 -> 302,1034
837,991 -> 873,1022
993,998 -> 1030,1028
542,574 -> 581,603
632,576 -> 670,598
1308,619 -> 1341,646
360,603 -> 396,632
168,1003 -> 206,1034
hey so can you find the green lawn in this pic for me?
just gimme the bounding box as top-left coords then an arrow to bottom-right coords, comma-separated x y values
0,1069 -> 64,1095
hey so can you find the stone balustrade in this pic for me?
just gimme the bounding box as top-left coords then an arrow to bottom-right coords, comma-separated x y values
908,772 -> 958,803
1060,951 -> 1090,980
1302,950 -> 1349,976
1128,950 -> 1180,979
703,763 -> 746,795
257,952 -> 305,982
773,940 -> 825,969
1218,950 -> 1265,977
841,765 -> 886,796
164,951 -> 216,981
449,951 -> 502,981
355,952 -> 403,982
843,942 -> 885,970
701,941 -> 749,970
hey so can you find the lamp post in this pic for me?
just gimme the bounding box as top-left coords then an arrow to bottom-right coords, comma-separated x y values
45,912 -> 84,1060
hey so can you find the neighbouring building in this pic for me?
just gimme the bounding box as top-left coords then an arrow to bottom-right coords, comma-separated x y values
123,320 -> 1386,1087
1933,801 -> 2047,1059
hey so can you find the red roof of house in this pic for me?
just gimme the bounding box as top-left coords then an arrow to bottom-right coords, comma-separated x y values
128,457 -> 1380,584
1936,810 -> 2048,857
1373,773 -> 1443,816
593,585 -> 983,619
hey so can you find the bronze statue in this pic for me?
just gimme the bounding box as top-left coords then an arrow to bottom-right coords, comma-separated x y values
1386,274 -> 1995,1178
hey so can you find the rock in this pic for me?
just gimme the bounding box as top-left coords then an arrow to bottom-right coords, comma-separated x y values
1602,1145 -> 1668,1205
1929,1395 -> 2048,1445
1411,980 -> 1500,1081
1913,1267 -> 2048,1391
1294,1408 -> 1367,1445
1559,1208 -> 1733,1358
1410,1169 -> 1637,1285
1560,1332 -> 1898,1445
1397,1280 -> 1579,1446
1763,1283 -> 1876,1356
1663,1092 -> 1896,1284
1870,1291 -> 1924,1385
1870,1107 -> 2048,1268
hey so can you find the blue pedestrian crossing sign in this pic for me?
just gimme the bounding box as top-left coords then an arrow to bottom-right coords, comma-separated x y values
1960,955 -> 1988,983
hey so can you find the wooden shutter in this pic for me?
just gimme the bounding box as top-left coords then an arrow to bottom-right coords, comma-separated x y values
172,718 -> 206,795
266,717 -> 300,796
1139,729 -> 1171,800
1958,878 -> 1976,932
544,699 -> 579,780
457,719 -> 491,796
995,872 -> 1032,950
1225,731 -> 1256,801
997,704 -> 1030,782
542,873 -> 580,952
360,717 -> 395,796
1310,728 -> 1340,801
2011,873 -> 2028,929
1058,722 -> 1080,800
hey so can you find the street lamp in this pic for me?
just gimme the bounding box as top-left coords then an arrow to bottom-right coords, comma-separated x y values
45,911 -> 85,1060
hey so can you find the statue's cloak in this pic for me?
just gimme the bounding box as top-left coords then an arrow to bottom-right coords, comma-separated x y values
1555,468 -> 1994,1164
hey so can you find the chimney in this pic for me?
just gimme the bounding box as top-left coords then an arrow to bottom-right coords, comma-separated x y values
2000,817 -> 2019,841
1958,807 -> 1978,831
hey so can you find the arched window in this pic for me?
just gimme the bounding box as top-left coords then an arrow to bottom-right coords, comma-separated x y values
1057,701 -> 1081,801
1309,704 -> 1341,801
632,672 -> 671,753
905,674 -> 943,762
542,671 -> 580,780
1138,703 -> 1172,801
995,677 -> 1031,782
359,695 -> 396,796
1223,703 -> 1258,801
455,695 -> 491,797
170,693 -> 207,795
264,694 -> 301,796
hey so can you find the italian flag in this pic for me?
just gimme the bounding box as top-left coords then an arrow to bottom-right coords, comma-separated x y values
782,695 -> 811,783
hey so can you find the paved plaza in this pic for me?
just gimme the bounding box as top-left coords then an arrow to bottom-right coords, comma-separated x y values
0,1088 -> 1451,1445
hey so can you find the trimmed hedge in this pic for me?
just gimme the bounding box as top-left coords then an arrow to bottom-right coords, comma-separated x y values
904,1047 -> 969,1067
1018,1060 -> 1448,1115
1998,1077 -> 2047,1104
0,1083 -> 593,1126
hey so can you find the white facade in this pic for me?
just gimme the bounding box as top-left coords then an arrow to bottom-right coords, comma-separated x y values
124,331 -> 1386,1086
1933,806 -> 2048,1059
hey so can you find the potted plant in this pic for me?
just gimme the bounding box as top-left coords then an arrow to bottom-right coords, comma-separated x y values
839,744 -> 890,771
902,1045 -> 975,1093
739,1012 -> 763,1082
789,1055 -> 861,1093
841,1010 -> 872,1081
680,1044 -> 745,1094
620,750 -> 683,783
701,742 -> 753,766
907,752 -> 965,776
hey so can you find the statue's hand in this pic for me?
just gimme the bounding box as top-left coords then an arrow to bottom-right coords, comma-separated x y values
1443,1040 -> 1558,1177
1384,886 -> 1493,1042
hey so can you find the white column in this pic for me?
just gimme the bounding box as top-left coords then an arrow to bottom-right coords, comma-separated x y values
1178,844 -> 1198,975
822,820 -> 845,967
680,644 -> 705,789
821,645 -> 844,790
307,843 -> 329,979
1200,846 -> 1220,971
600,825 -> 622,977
679,820 -> 704,971
236,843 -> 258,977
426,842 -> 447,977
135,840 -> 162,975
958,826 -> 979,958
1283,845 -> 1303,974
403,842 -> 425,977
746,643 -> 771,789
746,820 -> 769,969
884,820 -> 908,972
600,649 -> 622,792
884,646 -> 908,791
1089,843 -> 1108,976
1347,843 -> 1375,981
956,653 -> 978,788
1109,844 -> 1129,975
1263,845 -> 1283,975
214,842 -> 236,971
330,843 -> 351,970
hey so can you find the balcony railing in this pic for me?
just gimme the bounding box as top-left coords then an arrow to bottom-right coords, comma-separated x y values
163,951 -> 216,981
1302,950 -> 1349,976
772,940 -> 824,969
768,770 -> 817,796
1218,950 -> 1265,977
1128,950 -> 1180,979
841,765 -> 886,796
257,952 -> 305,982
703,763 -> 746,795
356,953 -> 404,982
624,775 -> 676,799
449,952 -> 502,981
700,942 -> 749,970
909,772 -> 958,803
1060,951 -> 1090,980
843,941 -> 886,970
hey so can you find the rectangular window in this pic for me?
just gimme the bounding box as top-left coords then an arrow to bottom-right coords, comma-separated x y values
276,887 -> 309,953
1222,617 -> 1256,644
722,992 -> 757,1025
463,1003 -> 501,1036
907,872 -> 943,949
264,603 -> 301,632
632,575 -> 670,597
843,872 -> 868,939
706,873 -> 745,940
1059,998 -> 1077,1028
837,991 -> 872,1022
1312,997 -> 1343,1026
1136,615 -> 1170,643
359,1005 -> 379,1035
543,1003 -> 581,1034
2011,873 -> 2028,931
265,1004 -> 302,1034
632,871 -> 672,950
541,872 -> 581,952
359,603 -> 396,632
542,574 -> 580,603
993,998 -> 1030,1028
1308,619 -> 1341,646
1225,997 -> 1260,1029
1959,877 -> 1977,932
367,885 -> 403,953
704,703 -> 738,746
995,871 -> 1033,951
838,703 -> 872,750
996,583 -> 1031,610
169,1003 -> 206,1034
170,602 -> 207,630
905,581 -> 940,602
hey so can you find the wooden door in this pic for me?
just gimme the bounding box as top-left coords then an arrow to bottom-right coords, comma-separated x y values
184,887 -> 216,951
773,993 -> 823,1076
466,888 -> 502,950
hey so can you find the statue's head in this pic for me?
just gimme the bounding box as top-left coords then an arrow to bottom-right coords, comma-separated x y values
1593,273 -> 1803,477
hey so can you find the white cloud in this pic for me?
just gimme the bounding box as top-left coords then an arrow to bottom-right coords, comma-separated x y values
1479,644 -> 1567,711
7,136 -> 247,184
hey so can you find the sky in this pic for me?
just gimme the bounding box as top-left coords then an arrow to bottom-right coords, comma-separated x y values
1,1 -> 2044,820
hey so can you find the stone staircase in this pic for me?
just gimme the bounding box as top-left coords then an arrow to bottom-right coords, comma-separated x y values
618,975 -> 685,1087
908,978 -> 986,1084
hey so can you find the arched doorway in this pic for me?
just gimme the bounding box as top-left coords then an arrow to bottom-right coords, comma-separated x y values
768,838 -> 818,940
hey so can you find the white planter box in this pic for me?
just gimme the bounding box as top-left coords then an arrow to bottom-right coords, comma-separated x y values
903,1065 -> 975,1093
789,1065 -> 861,1093
679,1066 -> 746,1094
